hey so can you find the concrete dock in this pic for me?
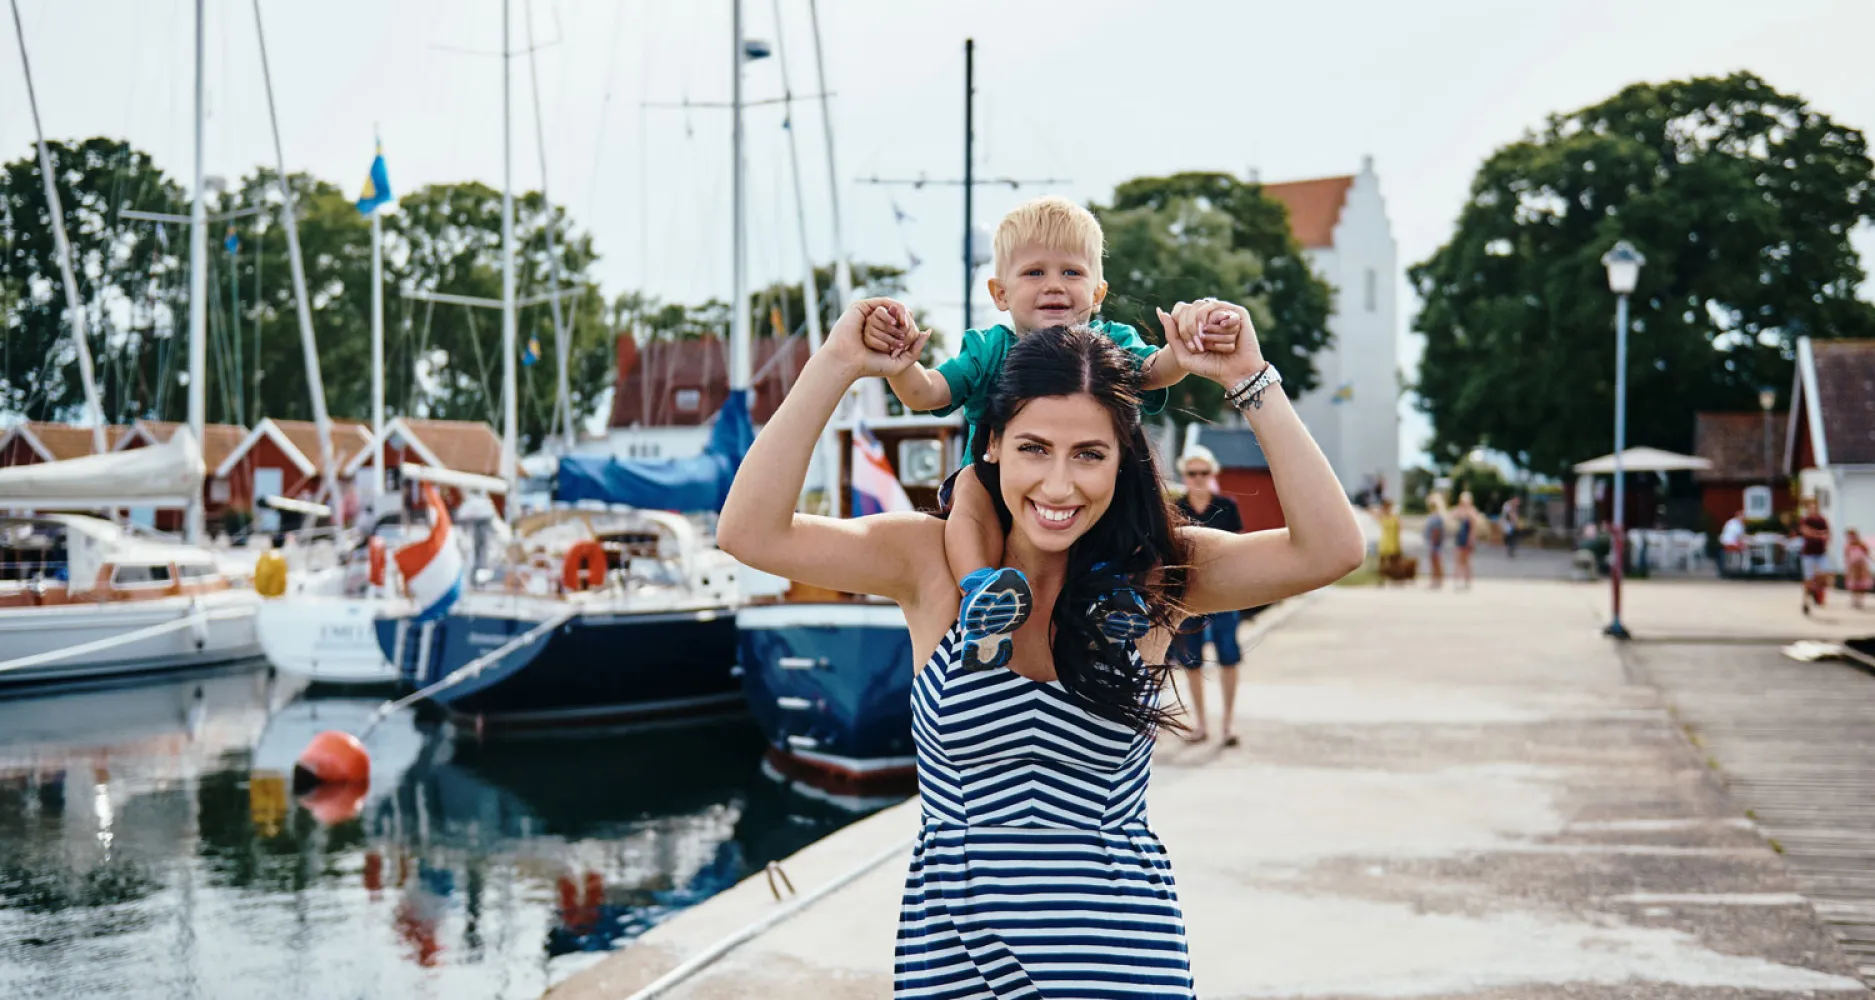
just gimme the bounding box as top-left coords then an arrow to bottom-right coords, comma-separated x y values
550,573 -> 1875,999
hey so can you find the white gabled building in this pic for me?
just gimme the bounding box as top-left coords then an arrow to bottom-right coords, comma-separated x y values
1261,157 -> 1400,502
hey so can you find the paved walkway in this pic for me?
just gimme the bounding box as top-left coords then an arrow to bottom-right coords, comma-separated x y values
549,579 -> 1872,999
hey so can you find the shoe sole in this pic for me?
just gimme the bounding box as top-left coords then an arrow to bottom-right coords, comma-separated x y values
962,569 -> 1033,639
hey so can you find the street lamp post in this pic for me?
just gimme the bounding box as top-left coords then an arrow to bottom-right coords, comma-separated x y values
1601,241 -> 1644,640
1759,386 -> 1777,502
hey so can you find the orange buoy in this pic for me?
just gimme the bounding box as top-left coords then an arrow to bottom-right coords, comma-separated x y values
299,780 -> 369,826
562,540 -> 607,592
293,729 -> 371,793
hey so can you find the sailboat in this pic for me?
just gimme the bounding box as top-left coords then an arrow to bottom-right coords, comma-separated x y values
364,0 -> 752,734
0,0 -> 264,689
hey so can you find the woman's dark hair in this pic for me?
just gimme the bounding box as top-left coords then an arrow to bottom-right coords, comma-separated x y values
969,325 -> 1192,734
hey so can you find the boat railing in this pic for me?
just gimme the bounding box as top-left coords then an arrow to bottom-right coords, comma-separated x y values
0,559 -> 69,584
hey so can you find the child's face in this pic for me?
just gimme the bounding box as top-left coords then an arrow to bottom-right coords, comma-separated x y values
986,242 -> 1107,333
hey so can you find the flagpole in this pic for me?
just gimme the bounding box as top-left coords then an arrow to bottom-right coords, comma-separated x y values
370,208 -> 385,506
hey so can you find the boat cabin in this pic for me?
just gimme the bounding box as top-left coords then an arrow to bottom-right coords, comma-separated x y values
0,515 -> 230,607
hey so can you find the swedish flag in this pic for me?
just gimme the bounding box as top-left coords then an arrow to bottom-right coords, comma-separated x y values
356,142 -> 393,216
522,335 -> 541,366
1330,381 -> 1354,405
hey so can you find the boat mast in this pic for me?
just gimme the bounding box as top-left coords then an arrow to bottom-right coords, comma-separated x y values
772,0 -> 838,514
187,0 -> 208,542
804,0 -> 851,308
729,0 -> 750,394
253,0 -> 338,512
500,0 -> 520,515
523,3 -> 576,453
9,0 -> 106,454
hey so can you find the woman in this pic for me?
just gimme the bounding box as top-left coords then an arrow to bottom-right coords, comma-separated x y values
718,298 -> 1362,997
1424,492 -> 1447,588
1170,446 -> 1246,745
1453,490 -> 1480,591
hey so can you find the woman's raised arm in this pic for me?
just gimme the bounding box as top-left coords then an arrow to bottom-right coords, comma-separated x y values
1163,301 -> 1366,614
717,300 -> 944,605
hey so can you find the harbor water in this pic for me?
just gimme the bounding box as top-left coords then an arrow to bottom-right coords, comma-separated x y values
0,663 -> 905,999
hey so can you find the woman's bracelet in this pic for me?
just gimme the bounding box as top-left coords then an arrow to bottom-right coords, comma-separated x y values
1224,363 -> 1282,411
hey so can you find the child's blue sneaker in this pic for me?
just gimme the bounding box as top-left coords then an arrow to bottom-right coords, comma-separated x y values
959,567 -> 1032,670
1087,586 -> 1151,642
1084,562 -> 1151,643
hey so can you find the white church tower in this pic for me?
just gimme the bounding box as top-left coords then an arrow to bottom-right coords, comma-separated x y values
1261,156 -> 1400,502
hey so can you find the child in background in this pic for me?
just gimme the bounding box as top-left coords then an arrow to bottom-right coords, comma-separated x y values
863,195 -> 1241,669
1845,528 -> 1871,610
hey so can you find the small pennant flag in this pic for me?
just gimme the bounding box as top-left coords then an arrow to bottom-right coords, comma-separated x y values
522,335 -> 541,366
356,141 -> 393,216
769,305 -> 787,338
1330,381 -> 1354,405
223,226 -> 240,255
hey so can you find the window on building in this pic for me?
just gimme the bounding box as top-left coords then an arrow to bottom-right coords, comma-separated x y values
674,388 -> 702,413
1364,269 -> 1378,313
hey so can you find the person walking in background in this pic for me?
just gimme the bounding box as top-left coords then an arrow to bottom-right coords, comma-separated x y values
1842,527 -> 1869,611
1424,492 -> 1447,588
1501,496 -> 1523,559
1453,491 -> 1480,591
1171,446 -> 1247,746
1376,499 -> 1405,584
1798,496 -> 1831,615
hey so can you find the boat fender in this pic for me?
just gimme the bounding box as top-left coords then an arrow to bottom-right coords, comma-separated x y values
367,536 -> 388,587
188,601 -> 209,649
562,540 -> 607,592
254,549 -> 288,598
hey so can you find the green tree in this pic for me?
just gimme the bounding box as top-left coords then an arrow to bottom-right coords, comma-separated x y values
1411,72 -> 1875,477
0,138 -> 187,423
387,181 -> 610,451
1095,172 -> 1335,425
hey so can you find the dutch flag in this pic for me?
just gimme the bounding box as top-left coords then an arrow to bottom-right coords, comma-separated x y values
393,484 -> 465,621
851,421 -> 913,516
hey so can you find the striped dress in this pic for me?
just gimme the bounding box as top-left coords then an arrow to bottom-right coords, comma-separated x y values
894,621 -> 1194,999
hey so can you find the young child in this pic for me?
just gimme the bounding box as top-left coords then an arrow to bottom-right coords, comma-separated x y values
1845,528 -> 1871,610
862,195 -> 1240,669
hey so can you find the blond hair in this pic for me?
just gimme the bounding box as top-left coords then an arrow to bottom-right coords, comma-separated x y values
994,195 -> 1104,284
1177,445 -> 1219,476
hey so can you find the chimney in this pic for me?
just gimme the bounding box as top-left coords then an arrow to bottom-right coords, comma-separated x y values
1361,154 -> 1375,175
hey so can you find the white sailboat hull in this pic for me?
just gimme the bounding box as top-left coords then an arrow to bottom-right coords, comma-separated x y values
0,590 -> 264,688
256,595 -> 399,685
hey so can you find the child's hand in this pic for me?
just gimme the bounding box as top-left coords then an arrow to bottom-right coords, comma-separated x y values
1201,307 -> 1241,356
1159,300 -> 1264,387
862,300 -> 909,356
830,300 -> 924,377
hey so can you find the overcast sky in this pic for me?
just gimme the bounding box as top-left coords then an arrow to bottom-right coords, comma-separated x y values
5,0 -> 1873,461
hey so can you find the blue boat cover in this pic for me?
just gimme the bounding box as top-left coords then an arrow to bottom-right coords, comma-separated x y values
554,390 -> 754,512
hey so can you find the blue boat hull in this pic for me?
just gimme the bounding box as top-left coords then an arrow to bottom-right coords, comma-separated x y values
376,602 -> 741,732
736,601 -> 916,790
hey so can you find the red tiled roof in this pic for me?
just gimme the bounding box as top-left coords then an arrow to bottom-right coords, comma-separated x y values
7,422 -> 130,460
271,419 -> 372,472
1260,175 -> 1354,249
126,420 -> 248,470
400,419 -> 503,477
610,334 -> 808,428
1811,340 -> 1875,465
1693,411 -> 1787,483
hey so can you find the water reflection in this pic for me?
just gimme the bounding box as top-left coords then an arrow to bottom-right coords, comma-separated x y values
0,665 -> 904,999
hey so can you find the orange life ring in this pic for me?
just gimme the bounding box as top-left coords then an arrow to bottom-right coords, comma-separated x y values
562,540 -> 607,592
367,536 -> 388,586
